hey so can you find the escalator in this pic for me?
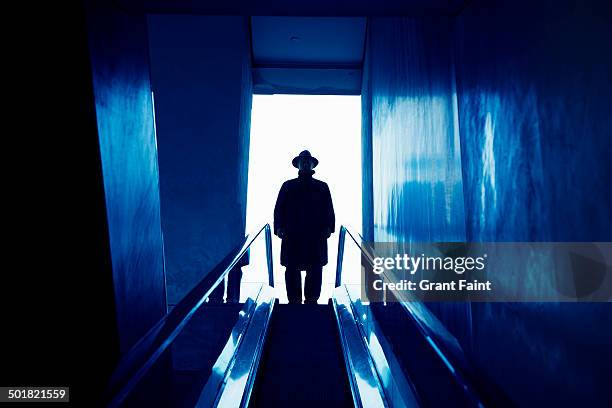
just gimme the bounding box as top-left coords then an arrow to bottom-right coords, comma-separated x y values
249,303 -> 353,407
104,223 -> 495,408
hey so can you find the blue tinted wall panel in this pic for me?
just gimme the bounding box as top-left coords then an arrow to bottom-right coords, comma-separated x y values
361,29 -> 374,241
364,2 -> 612,405
147,16 -> 253,305
453,1 -> 612,405
366,16 -> 472,354
86,1 -> 167,352
455,0 -> 612,243
238,35 -> 253,236
369,18 -> 466,243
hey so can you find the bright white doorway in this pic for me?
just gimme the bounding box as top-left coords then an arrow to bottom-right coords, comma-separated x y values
244,94 -> 362,303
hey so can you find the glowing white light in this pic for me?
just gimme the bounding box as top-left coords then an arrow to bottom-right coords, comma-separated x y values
244,94 -> 362,303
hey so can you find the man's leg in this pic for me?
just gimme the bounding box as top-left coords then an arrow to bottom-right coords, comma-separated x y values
285,265 -> 302,304
304,265 -> 323,304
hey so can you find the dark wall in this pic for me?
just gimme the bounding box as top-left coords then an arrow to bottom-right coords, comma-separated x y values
453,1 -> 612,406
2,2 -> 119,403
86,0 -> 167,353
456,0 -> 612,241
364,1 -> 612,405
2,1 -> 167,403
147,16 -> 252,305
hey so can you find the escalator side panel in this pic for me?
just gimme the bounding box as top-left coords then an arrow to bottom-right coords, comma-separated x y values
332,286 -> 391,408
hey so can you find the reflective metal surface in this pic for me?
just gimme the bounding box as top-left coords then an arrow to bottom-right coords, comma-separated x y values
332,286 -> 389,408
335,226 -> 419,407
198,285 -> 275,407
335,225 -> 487,407
344,285 -> 420,408
105,224 -> 273,407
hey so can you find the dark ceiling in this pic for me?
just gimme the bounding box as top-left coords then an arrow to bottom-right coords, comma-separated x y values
251,17 -> 366,94
122,0 -> 469,94
121,0 -> 469,16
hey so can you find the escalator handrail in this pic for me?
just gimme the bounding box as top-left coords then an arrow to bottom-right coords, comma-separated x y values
335,225 -> 377,287
104,223 -> 274,407
334,225 -> 484,407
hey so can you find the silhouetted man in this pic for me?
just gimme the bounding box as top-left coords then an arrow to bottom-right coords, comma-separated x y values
274,150 -> 335,304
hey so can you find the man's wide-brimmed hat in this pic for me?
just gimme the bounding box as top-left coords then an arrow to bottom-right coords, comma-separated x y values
292,150 -> 319,168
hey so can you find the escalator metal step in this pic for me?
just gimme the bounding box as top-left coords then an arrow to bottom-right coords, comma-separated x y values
249,304 -> 354,408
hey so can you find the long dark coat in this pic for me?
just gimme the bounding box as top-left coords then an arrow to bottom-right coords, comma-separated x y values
273,171 -> 335,268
